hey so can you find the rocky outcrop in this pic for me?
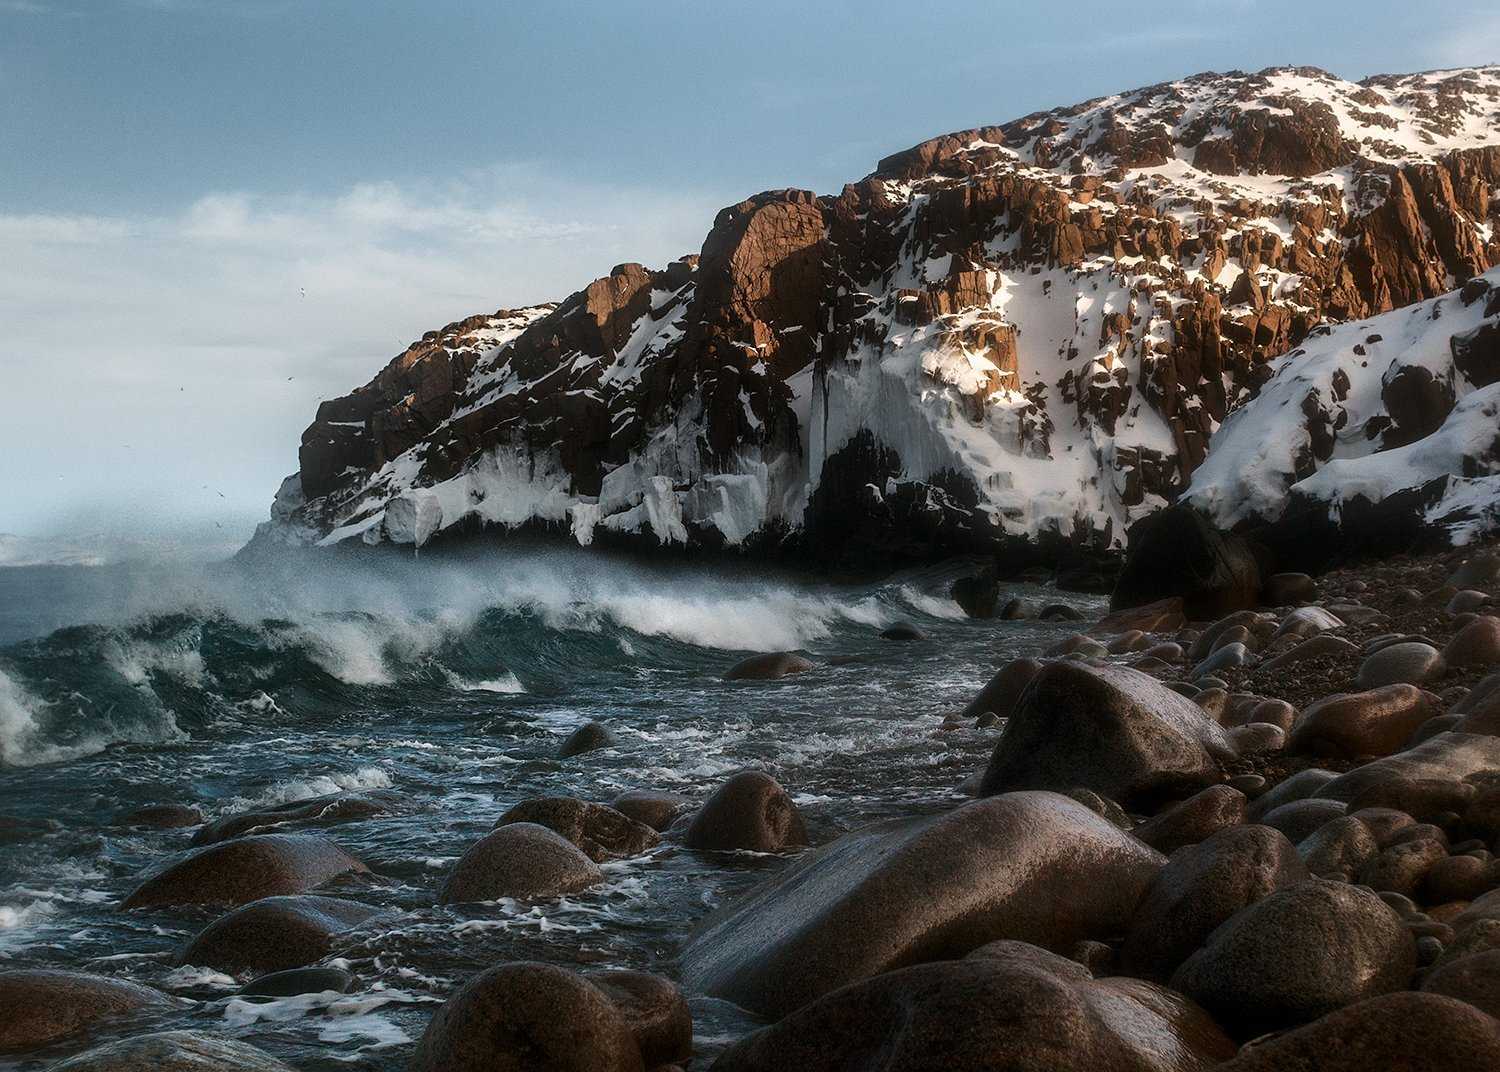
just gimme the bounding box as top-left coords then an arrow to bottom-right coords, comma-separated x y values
251,65 -> 1500,566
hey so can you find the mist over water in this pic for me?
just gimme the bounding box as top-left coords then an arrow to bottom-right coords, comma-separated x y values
0,542 -> 1102,1067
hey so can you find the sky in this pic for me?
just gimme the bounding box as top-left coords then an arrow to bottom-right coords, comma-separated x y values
3,0 -> 1498,556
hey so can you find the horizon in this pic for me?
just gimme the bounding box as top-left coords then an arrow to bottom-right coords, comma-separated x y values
4,0 -> 1499,555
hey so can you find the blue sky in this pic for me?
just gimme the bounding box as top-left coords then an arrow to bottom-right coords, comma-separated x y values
3,0 -> 1498,552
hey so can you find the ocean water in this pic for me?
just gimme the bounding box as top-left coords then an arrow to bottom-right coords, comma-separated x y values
0,544 -> 1100,1068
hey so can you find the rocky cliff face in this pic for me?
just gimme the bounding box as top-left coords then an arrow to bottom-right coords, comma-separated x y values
253,65 -> 1500,564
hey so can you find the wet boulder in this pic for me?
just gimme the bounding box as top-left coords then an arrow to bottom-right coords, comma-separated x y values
120,803 -> 204,829
1111,505 -> 1265,619
879,621 -> 927,641
191,791 -> 397,846
410,962 -> 644,1072
496,797 -> 659,862
238,966 -> 355,999
723,652 -> 814,681
1214,992 -> 1500,1071
120,834 -> 368,911
980,662 -> 1237,809
951,570 -> 1000,618
1285,684 -> 1435,759
1131,785 -> 1247,854
1123,824 -> 1308,980
178,895 -> 379,974
1260,798 -> 1349,843
960,657 -> 1043,719
47,1030 -> 298,1072
682,771 -> 807,853
0,970 -> 177,1053
682,791 -> 1165,1018
584,970 -> 691,1069
1317,732 -> 1500,808
610,789 -> 692,832
1446,616 -> 1500,669
559,720 -> 616,757
1246,768 -> 1338,821
710,942 -> 1235,1072
1170,879 -> 1416,1037
439,822 -> 602,904
1298,815 -> 1382,881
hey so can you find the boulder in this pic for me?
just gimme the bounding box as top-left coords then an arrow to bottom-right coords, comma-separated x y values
410,962 -> 644,1072
1299,815 -> 1382,881
120,803 -> 203,829
1272,606 -> 1343,640
609,789 -> 692,832
439,823 -> 603,904
1131,785 -> 1247,854
1110,506 -> 1265,619
46,1031 -> 297,1072
1317,732 -> 1500,807
1264,572 -> 1319,606
1262,634 -> 1359,672
723,652 -> 814,681
1091,596 -> 1186,635
191,791 -> 396,845
559,720 -> 616,757
1421,948 -> 1500,1017
1213,992 -> 1500,1071
238,966 -> 355,999
120,834 -> 367,910
960,657 -> 1043,719
1246,768 -> 1338,821
1170,879 -> 1416,1037
0,970 -> 176,1053
496,798 -> 659,862
1450,550 -> 1500,589
1355,642 -> 1447,689
682,791 -> 1165,1018
1446,616 -> 1500,668
584,970 -> 691,1069
682,771 -> 807,853
1260,798 -> 1349,843
178,895 -> 379,974
980,662 -> 1237,809
1285,685 -> 1435,759
951,570 -> 1000,618
709,943 -> 1235,1072
879,621 -> 927,641
1123,824 -> 1309,980
1357,836 -> 1449,898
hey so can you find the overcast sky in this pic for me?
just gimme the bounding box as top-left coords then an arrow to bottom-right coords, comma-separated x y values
3,0 -> 1498,553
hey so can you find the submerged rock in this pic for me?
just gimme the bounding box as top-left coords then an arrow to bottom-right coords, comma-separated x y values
610,789 -> 692,831
496,797 -> 659,862
191,791 -> 396,846
0,970 -> 177,1053
682,791 -> 1164,1018
120,834 -> 368,911
47,1031 -> 298,1072
178,895 -> 380,975
723,652 -> 814,681
238,967 -> 356,999
559,720 -> 616,757
439,822 -> 602,903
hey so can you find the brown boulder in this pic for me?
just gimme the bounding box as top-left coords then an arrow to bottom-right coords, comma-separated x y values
1446,616 -> 1500,669
723,652 -> 814,681
439,823 -> 602,904
120,834 -> 367,911
191,791 -> 395,845
682,771 -> 807,853
960,656 -> 1043,719
1421,948 -> 1500,1018
496,798 -> 659,862
610,789 -> 692,832
410,962 -> 644,1072
1131,785 -> 1247,854
1285,684 -> 1435,759
585,971 -> 691,1069
682,792 -> 1164,1018
47,1031 -> 297,1072
178,895 -> 379,975
0,970 -> 176,1053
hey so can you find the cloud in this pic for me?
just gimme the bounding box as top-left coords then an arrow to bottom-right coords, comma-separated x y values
0,168 -> 722,546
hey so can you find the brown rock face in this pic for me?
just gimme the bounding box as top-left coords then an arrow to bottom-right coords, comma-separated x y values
263,65 -> 1500,564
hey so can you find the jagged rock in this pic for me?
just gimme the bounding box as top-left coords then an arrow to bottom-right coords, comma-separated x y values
709,942 -> 1235,1072
178,895 -> 379,974
0,970 -> 176,1053
682,771 -> 807,853
46,1031 -> 298,1072
980,662 -> 1237,809
120,834 -> 368,910
410,962 -> 644,1072
439,823 -> 603,904
1170,879 -> 1416,1037
496,798 -> 659,862
682,791 -> 1164,1018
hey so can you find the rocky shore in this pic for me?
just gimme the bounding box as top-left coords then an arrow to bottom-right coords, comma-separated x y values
5,533 -> 1500,1069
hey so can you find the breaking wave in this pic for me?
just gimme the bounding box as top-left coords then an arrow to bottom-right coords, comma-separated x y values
0,545 -> 974,768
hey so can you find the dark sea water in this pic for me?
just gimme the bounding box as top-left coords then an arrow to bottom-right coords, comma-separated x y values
0,546 -> 1100,1069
